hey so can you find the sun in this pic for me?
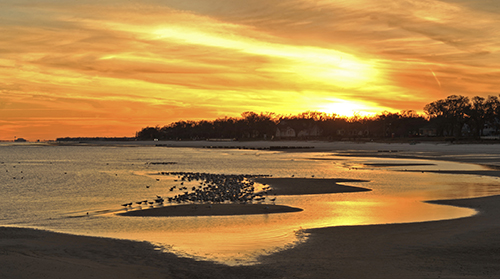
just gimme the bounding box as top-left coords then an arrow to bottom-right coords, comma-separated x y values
317,99 -> 379,118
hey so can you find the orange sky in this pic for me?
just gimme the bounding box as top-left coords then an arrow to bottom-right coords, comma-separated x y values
1,0 -> 499,141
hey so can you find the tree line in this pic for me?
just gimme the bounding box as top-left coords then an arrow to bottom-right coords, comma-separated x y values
424,95 -> 500,138
137,95 -> 500,141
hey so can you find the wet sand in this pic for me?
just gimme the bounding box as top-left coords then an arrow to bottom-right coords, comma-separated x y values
255,177 -> 370,195
3,141 -> 500,278
0,226 -> 273,279
118,203 -> 302,217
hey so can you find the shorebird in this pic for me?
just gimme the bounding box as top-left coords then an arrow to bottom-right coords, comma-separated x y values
155,196 -> 164,204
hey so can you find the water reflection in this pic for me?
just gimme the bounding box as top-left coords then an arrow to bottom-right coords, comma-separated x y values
100,169 -> 489,265
2,146 -> 500,266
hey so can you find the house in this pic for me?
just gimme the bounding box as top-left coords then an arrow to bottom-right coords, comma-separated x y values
275,119 -> 322,139
276,126 -> 296,138
419,125 -> 437,137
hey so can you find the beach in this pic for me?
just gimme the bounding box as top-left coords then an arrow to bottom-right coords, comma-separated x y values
2,141 -> 500,278
261,194 -> 500,278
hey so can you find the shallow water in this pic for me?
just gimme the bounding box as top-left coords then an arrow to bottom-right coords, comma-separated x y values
1,143 -> 499,265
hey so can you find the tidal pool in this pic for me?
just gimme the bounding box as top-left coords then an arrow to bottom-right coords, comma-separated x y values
1,144 -> 499,265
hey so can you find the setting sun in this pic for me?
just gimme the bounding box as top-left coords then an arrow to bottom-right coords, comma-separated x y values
317,99 -> 381,118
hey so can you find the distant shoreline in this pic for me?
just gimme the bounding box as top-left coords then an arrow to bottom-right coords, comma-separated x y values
8,139 -> 500,171
47,139 -> 500,168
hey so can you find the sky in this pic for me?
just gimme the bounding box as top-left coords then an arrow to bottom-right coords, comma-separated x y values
1,0 -> 499,141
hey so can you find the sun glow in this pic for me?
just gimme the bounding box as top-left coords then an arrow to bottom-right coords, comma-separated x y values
151,24 -> 378,88
317,99 -> 380,118
4,0 -> 497,140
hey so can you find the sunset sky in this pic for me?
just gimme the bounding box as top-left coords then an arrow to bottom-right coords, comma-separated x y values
1,0 -> 499,140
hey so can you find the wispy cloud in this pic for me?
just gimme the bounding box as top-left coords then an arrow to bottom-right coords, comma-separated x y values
1,0 -> 499,139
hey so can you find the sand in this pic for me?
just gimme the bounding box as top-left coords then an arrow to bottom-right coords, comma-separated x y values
0,226 -> 273,279
118,203 -> 302,217
255,177 -> 370,195
3,141 -> 500,278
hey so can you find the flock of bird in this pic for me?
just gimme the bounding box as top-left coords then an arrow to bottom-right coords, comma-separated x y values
121,195 -> 165,208
121,172 -> 277,209
3,162 -> 25,180
3,162 -> 279,211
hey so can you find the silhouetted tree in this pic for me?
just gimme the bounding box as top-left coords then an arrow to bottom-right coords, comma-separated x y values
399,110 -> 428,137
467,96 -> 488,138
424,99 -> 447,136
485,95 -> 500,135
425,95 -> 470,137
136,126 -> 162,140
136,95 -> 499,142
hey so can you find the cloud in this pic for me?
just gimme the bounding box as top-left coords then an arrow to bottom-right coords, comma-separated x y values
1,0 -> 500,140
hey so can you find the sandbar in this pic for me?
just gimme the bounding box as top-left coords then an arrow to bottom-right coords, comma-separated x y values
118,203 -> 302,217
255,177 -> 371,195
